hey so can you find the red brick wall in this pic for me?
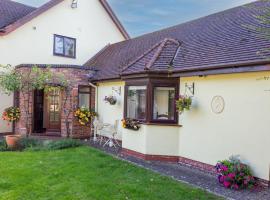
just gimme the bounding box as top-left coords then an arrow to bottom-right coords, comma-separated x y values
15,67 -> 96,138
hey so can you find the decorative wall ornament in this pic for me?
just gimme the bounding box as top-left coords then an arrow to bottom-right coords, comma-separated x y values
211,96 -> 225,114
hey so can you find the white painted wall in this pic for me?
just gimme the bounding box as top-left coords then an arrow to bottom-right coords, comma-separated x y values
179,71 -> 270,180
97,81 -> 125,139
123,125 -> 180,156
0,0 -> 125,133
0,0 -> 125,66
99,71 -> 270,181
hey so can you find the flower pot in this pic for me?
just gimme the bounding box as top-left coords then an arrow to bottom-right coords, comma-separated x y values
5,135 -> 21,149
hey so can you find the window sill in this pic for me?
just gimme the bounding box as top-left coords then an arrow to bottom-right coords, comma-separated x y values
142,122 -> 182,127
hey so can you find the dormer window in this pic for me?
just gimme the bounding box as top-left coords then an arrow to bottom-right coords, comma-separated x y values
53,34 -> 76,58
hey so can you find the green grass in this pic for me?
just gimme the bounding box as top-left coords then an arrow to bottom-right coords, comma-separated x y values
0,147 -> 222,200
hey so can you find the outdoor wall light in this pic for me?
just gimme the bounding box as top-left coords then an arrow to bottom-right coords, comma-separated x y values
185,82 -> 195,96
71,0 -> 78,9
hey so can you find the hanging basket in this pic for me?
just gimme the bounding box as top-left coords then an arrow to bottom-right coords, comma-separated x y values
175,95 -> 192,114
104,96 -> 117,105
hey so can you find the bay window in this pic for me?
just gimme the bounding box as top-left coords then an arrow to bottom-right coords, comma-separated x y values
126,86 -> 147,120
153,87 -> 176,121
124,78 -> 179,124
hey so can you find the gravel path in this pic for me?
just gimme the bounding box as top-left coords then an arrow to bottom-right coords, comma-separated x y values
88,140 -> 270,200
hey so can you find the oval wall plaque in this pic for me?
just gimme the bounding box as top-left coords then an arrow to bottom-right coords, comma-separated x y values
211,96 -> 225,114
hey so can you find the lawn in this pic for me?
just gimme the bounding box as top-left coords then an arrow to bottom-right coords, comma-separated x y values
0,146 -> 222,200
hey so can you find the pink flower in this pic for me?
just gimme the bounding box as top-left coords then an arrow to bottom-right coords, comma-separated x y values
228,173 -> 235,179
221,166 -> 228,172
223,181 -> 231,188
218,175 -> 224,183
232,184 -> 239,190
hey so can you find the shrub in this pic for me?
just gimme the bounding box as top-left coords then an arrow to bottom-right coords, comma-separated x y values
18,138 -> 42,149
0,139 -> 8,151
215,156 -> 256,190
46,139 -> 83,150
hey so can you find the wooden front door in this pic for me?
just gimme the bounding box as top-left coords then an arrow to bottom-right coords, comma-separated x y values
45,88 -> 61,133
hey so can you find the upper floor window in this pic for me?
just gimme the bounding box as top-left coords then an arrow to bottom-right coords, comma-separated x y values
54,34 -> 76,58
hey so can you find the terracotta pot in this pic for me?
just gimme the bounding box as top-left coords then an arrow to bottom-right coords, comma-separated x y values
5,135 -> 21,149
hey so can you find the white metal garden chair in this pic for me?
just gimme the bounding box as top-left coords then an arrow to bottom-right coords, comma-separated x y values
94,119 -> 120,147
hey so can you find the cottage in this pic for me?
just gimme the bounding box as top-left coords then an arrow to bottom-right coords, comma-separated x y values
84,0 -> 270,184
0,0 -> 128,134
1,0 -> 270,185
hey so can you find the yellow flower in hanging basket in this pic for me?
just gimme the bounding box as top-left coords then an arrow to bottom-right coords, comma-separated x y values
74,107 -> 97,126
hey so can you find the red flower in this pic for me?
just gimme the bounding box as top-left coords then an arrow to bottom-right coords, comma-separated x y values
223,181 -> 231,188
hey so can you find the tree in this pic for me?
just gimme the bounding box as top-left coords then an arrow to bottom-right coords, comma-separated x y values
246,0 -> 270,56
0,65 -> 53,137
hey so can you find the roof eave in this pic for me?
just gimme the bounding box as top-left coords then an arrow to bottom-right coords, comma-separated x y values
99,0 -> 130,39
0,0 -> 64,36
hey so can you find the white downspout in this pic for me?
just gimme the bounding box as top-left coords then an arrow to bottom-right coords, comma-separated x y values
88,82 -> 98,112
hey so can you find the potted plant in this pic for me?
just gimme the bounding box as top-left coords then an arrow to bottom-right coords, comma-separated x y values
121,118 -> 140,131
2,106 -> 21,149
74,107 -> 97,126
175,95 -> 192,114
5,135 -> 22,150
215,156 -> 256,190
104,95 -> 117,105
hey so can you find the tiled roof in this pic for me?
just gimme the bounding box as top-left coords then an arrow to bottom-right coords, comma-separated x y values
0,0 -> 129,39
85,0 -> 270,81
122,38 -> 181,74
0,0 -> 36,30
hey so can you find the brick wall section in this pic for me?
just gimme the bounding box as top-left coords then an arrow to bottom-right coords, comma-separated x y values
15,67 -> 95,138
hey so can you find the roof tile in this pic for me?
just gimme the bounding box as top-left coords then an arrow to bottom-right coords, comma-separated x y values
85,0 -> 270,81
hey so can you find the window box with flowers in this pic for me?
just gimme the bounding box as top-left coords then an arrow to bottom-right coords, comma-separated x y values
74,107 -> 97,126
121,118 -> 141,131
104,95 -> 117,105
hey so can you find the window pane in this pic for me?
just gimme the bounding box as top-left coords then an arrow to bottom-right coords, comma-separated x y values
64,38 -> 75,57
153,87 -> 175,120
79,86 -> 91,93
127,86 -> 146,120
79,93 -> 90,109
54,36 -> 64,54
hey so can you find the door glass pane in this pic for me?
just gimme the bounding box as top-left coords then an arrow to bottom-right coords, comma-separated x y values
153,87 -> 175,120
127,86 -> 146,120
48,89 -> 61,123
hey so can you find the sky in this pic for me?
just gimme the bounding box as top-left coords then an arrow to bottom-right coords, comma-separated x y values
14,0 -> 256,37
